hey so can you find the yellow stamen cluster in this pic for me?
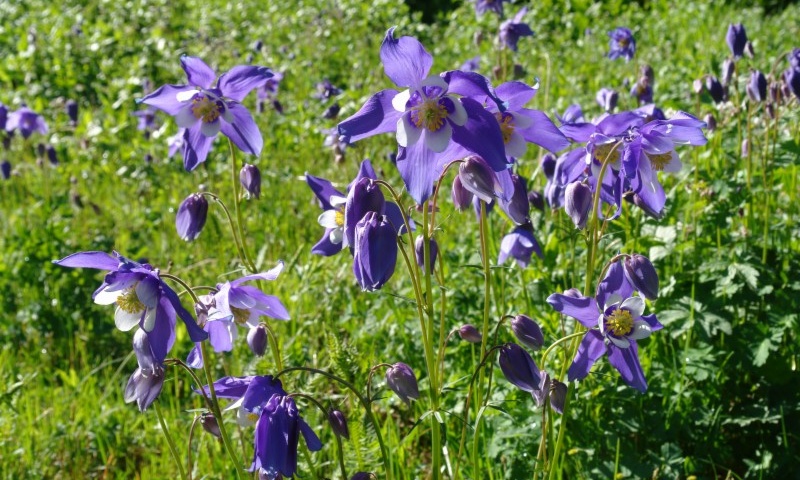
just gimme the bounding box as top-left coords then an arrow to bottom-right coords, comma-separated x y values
335,209 -> 344,227
231,306 -> 250,325
605,308 -> 634,337
495,112 -> 515,144
191,96 -> 223,123
117,285 -> 145,314
647,152 -> 672,171
594,142 -> 621,163
411,99 -> 448,132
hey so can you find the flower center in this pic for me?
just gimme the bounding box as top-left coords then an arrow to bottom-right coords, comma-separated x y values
495,112 -> 515,144
231,306 -> 251,325
647,152 -> 671,171
605,308 -> 634,337
117,285 -> 145,314
411,99 -> 448,132
191,95 -> 224,123
335,209 -> 344,227
594,142 -> 620,163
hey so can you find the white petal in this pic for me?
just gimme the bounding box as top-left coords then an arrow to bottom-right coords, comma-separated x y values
512,112 -> 533,129
663,152 -> 682,173
222,105 -> 233,123
115,306 -> 142,332
318,210 -> 340,229
597,313 -> 605,331
627,320 -> 653,340
200,119 -> 221,137
607,335 -> 630,348
397,115 -> 421,147
420,75 -> 448,91
329,195 -> 347,207
176,89 -> 199,102
175,104 -> 198,128
329,227 -> 344,245
421,122 -> 452,153
505,131 -> 528,158
392,89 -> 411,112
604,293 -> 622,310
94,286 -> 122,306
142,307 -> 157,332
620,296 -> 645,318
447,96 -> 467,126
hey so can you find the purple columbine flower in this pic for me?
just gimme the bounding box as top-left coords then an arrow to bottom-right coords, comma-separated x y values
140,56 -> 273,171
176,193 -> 209,241
607,27 -> 635,62
385,362 -> 420,404
313,78 -> 342,101
125,329 -> 166,411
746,70 -> 767,103
596,88 -> 619,112
6,106 -> 48,139
240,163 -> 261,199
1,160 -> 10,180
498,223 -> 542,268
337,27 -> 507,204
66,100 -> 79,125
133,107 -> 158,137
499,8 -> 534,52
473,0 -> 507,17
197,375 -> 322,477
726,23 -> 748,59
353,212 -> 398,291
167,128 -> 187,159
498,342 -> 542,396
546,260 -> 663,392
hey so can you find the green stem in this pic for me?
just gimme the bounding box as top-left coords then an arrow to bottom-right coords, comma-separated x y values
186,415 -> 202,480
198,192 -> 250,271
154,400 -> 188,480
422,201 -> 442,480
472,200 -> 492,475
228,138 -> 256,273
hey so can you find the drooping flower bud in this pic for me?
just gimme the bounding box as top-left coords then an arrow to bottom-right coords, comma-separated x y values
1,160 -> 10,180
458,155 -> 499,204
37,143 -> 46,158
247,324 -> 269,357
498,343 -> 541,393
239,163 -> 261,199
200,412 -> 222,438
549,379 -> 568,414
66,100 -> 79,125
385,362 -> 419,404
705,76 -> 726,103
458,324 -> 483,343
692,79 -> 704,95
746,70 -> 767,102
623,254 -> 659,300
564,181 -> 592,229
628,192 -> 664,220
511,314 -> 545,350
414,235 -> 438,274
176,193 -> 209,241
0,103 -> 7,131
726,23 -> 747,59
596,88 -> 618,112
352,212 -> 397,291
502,174 -> 530,225
46,145 -> 59,165
451,175 -> 474,211
328,409 -> 350,440
785,68 -> 800,100
721,58 -> 735,86
124,364 -> 165,412
630,78 -> 653,105
704,113 -> 717,132
322,102 -> 340,120
345,177 -> 385,247
540,153 -> 556,180
528,191 -> 545,212
350,473 -> 374,480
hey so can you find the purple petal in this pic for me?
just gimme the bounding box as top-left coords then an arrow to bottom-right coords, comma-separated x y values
233,261 -> 284,284
396,141 -> 456,204
596,111 -> 644,136
607,342 -> 647,392
631,172 -> 666,216
353,159 -> 378,184
208,320 -> 234,352
243,376 -> 286,411
385,201 -> 413,235
559,122 -> 596,143
566,330 -> 606,382
306,173 -> 344,210
495,81 -> 537,111
596,261 -> 633,309
181,56 -> 216,89
183,124 -> 214,171
217,65 -> 273,102
337,89 -> 401,143
451,97 -> 507,172
516,109 -> 571,153
139,84 -> 194,116
220,103 -> 262,156
441,70 -> 503,109
380,27 -> 431,87
148,297 -> 177,364
162,283 -> 209,343
546,293 -> 598,328
135,276 -> 161,309
238,287 -> 290,320
229,286 -> 258,309
299,418 -> 323,451
554,147 -> 586,186
640,313 -> 663,332
198,376 -> 254,400
311,231 -> 343,256
186,344 -> 203,369
54,251 -> 119,271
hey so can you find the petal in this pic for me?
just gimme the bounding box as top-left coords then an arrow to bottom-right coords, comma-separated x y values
217,65 -> 273,102
567,330 -> 606,382
183,124 -> 214,171
317,210 -> 340,229
396,141 -> 459,204
607,342 -> 648,392
299,418 -> 323,451
546,293 -> 599,328
200,119 -> 221,137
337,89 -> 402,143
384,201 -> 413,235
421,122 -> 452,153
312,230 -> 344,256
181,56 -> 216,89
54,251 -> 119,270
596,262 -> 633,309
397,114 -> 421,147
380,27 -> 432,88
305,173 -> 344,211
207,319 -> 235,352
504,131 -> 528,158
554,148 -> 588,186
640,313 -> 663,332
229,287 -> 258,309
161,283 -> 208,343
140,84 -> 195,116
627,319 -> 653,340
495,81 -> 538,111
135,276 -> 160,309
329,227 -> 344,245
233,261 -> 285,284
186,344 -> 203,369
175,103 -> 199,129
451,97 -> 507,172
392,89 -> 411,112
559,122 -> 596,143
440,70 -> 504,110
219,103 -> 262,156
115,306 -> 143,332
515,109 -> 571,153
445,96 -> 468,126
249,291 -> 291,321
620,296 -> 645,318
607,334 -> 630,349
93,286 -> 123,305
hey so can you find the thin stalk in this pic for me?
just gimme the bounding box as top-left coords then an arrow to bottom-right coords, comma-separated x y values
472,200 -> 492,475
199,192 -> 250,271
187,415 -> 202,480
154,400 -> 188,480
227,138 -> 256,273
422,201 -> 442,480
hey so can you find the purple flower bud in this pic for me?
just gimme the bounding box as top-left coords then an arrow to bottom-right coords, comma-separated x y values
511,314 -> 544,350
176,193 -> 209,241
549,379 -> 568,414
451,175 -> 474,211
37,143 -> 46,157
623,254 -> 659,300
541,153 -> 556,180
726,23 -> 747,59
747,70 -> 767,102
628,192 -> 664,220
741,138 -> 749,158
498,343 -> 541,393
200,412 -> 222,438
502,174 -> 530,225
0,103 -> 7,131
239,163 -> 261,199
322,102 -> 340,120
272,99 -> 284,114
385,362 -> 419,404
564,182 -> 592,229
328,409 -> 350,439
345,177 -> 385,247
350,473 -> 373,480
46,145 -> 58,165
66,100 -> 78,125
414,236 -> 438,274
785,68 -> 800,100
247,324 -> 269,357
704,113 -> 717,132
353,212 -> 397,291
458,324 -> 483,343
528,190 -> 544,212
766,102 -> 775,120
252,39 -> 263,51
458,155 -> 499,204
1,160 -> 11,180
596,88 -> 618,112
640,64 -> 654,85
692,79 -> 704,95
705,76 -> 726,103
630,78 -> 653,105
124,365 -> 165,412
768,82 -> 782,104
721,58 -> 735,86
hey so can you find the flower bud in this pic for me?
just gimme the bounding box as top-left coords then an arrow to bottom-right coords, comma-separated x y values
628,192 -> 664,220
1,160 -> 10,180
540,153 -> 556,180
385,362 -> 419,404
328,409 -> 350,440
46,145 -> 59,165
692,79 -> 704,95
37,143 -> 46,158
766,102 -> 775,120
528,190 -> 544,212
705,76 -> 726,103
741,139 -> 749,158
549,379 -> 568,414
239,163 -> 261,199
414,235 -> 438,274
451,175 -> 474,211
721,58 -> 735,86
353,212 -> 397,291
624,254 -> 659,300
502,174 -> 530,225
785,68 -> 800,100
746,70 -> 767,102
596,88 -> 618,112
511,314 -> 544,350
564,182 -> 592,229
498,343 -> 541,393
640,64 -> 654,85
458,155 -> 499,203
345,177 -> 385,247
272,99 -> 284,114
176,193 -> 209,241
322,102 -> 340,119
458,324 -> 483,343
704,113 -> 717,132
247,324 -> 269,357
200,412 -> 222,438
768,81 -> 782,104
66,100 -> 79,125
630,78 -> 653,105
351,473 -> 374,480
726,23 -> 747,59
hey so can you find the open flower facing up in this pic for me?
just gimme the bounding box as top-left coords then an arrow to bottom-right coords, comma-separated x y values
140,56 -> 273,171
499,8 -> 534,52
337,27 -> 507,204
6,106 -> 48,139
198,375 -> 322,478
607,27 -> 636,62
546,260 -> 662,392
